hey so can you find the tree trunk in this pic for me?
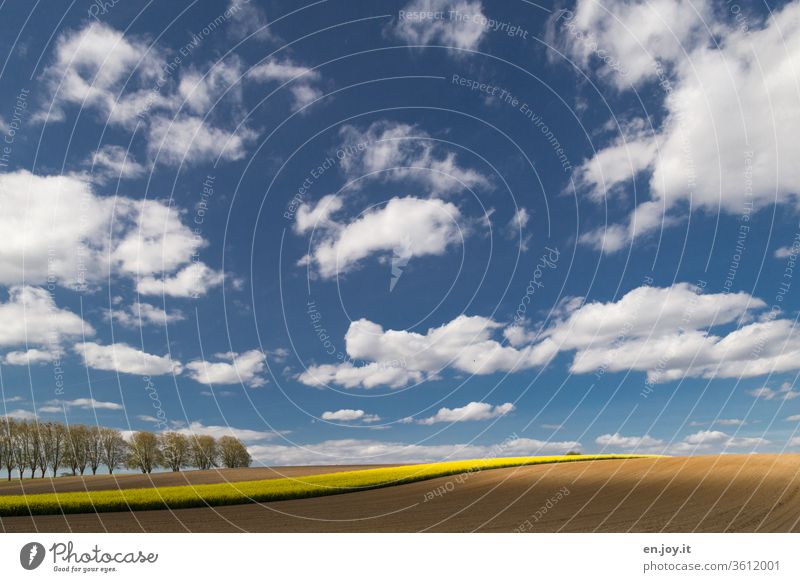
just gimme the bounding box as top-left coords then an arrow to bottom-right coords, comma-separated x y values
92,467 -> 97,475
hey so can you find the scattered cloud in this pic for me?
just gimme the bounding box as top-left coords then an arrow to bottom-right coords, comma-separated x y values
297,196 -> 464,279
173,420 -> 282,443
321,409 -> 381,423
147,115 -> 256,165
247,57 -> 323,111
39,398 -> 123,414
185,350 -> 268,388
88,145 -> 146,181
136,263 -> 225,298
596,430 -> 770,454
563,0 -> 800,252
394,0 -> 487,52
0,286 -> 91,350
107,301 -> 184,328
76,342 -> 182,376
749,383 -> 800,401
338,121 -> 490,195
298,315 -> 558,389
418,401 -> 514,424
247,436 -> 581,465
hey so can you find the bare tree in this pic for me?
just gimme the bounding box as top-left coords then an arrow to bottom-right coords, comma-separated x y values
28,421 -> 43,478
13,420 -> 31,479
0,418 -> 14,480
86,426 -> 103,475
158,432 -> 190,472
100,427 -> 127,475
127,431 -> 161,474
218,436 -> 252,468
64,425 -> 90,476
190,435 -> 218,470
41,421 -> 66,478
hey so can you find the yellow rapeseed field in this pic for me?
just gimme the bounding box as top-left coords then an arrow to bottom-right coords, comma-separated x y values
0,454 -> 655,516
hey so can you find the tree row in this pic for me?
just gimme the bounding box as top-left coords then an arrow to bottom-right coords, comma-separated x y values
0,418 -> 252,479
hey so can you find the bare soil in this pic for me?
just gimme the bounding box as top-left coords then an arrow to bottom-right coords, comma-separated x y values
2,455 -> 799,532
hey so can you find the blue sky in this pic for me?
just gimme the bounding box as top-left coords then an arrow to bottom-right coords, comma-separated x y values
1,0 -> 800,464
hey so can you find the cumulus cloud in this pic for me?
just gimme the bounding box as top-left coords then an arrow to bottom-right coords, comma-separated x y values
749,383 -> 800,401
39,398 -> 123,414
297,196 -> 464,279
2,348 -> 58,366
596,430 -> 770,454
173,420 -> 281,443
564,0 -> 800,251
298,315 -> 558,389
0,171 -> 220,295
321,409 -> 381,423
227,0 -> 273,41
247,57 -> 323,111
76,342 -> 182,375
418,401 -> 514,424
394,0 -> 487,51
136,263 -> 225,298
0,286 -> 91,350
338,121 -> 490,194
37,21 -> 163,125
88,145 -> 146,181
39,22 -> 255,166
185,349 -> 268,388
247,436 -> 581,465
147,115 -> 256,166
107,301 -> 184,328
298,281 -> 800,388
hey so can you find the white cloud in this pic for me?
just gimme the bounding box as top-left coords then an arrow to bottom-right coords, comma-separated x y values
136,263 -> 225,298
1,409 -> 38,420
174,421 -> 281,443
185,349 -> 267,388
553,0 -> 712,88
2,348 -> 57,366
338,121 -> 490,195
785,415 -> 800,422
176,56 -> 243,115
321,409 -> 381,423
0,171 -> 220,293
147,115 -> 256,165
298,196 -> 464,279
88,145 -> 146,181
39,23 -> 255,167
749,383 -> 800,401
567,0 -> 800,251
298,315 -> 558,389
596,430 -> 769,454
76,342 -> 182,375
418,401 -> 514,424
39,398 -> 123,413
395,0 -> 487,51
227,0 -> 273,41
107,301 -> 184,328
38,22 -> 162,126
247,57 -> 323,111
506,207 -> 530,232
0,286 -> 91,349
299,281 -> 800,388
689,418 -> 746,427
247,436 -> 581,465
293,194 -> 344,235
775,245 -> 800,259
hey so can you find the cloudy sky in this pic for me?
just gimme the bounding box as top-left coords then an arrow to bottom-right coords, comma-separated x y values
1,0 -> 800,464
